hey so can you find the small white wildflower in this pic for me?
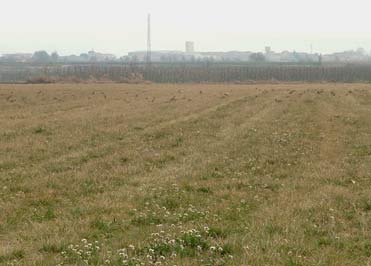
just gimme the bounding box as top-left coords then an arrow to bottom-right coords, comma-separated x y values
129,244 -> 135,250
210,246 -> 216,251
160,256 -> 166,260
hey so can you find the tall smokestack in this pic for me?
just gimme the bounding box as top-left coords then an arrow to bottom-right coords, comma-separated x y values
146,14 -> 151,65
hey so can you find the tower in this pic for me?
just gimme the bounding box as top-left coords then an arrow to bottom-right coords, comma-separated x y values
146,14 -> 151,65
185,41 -> 195,53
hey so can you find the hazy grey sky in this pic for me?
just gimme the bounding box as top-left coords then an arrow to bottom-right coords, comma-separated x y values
1,0 -> 371,55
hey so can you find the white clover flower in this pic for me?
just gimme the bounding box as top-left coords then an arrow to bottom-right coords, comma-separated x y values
160,256 -> 165,260
210,246 -> 216,251
129,244 -> 135,250
81,239 -> 87,244
218,247 -> 223,252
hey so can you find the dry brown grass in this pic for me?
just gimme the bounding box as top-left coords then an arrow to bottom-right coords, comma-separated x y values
0,83 -> 370,266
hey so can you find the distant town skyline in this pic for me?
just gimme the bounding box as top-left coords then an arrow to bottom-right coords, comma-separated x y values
1,0 -> 371,56
2,45 -> 370,64
1,35 -> 371,58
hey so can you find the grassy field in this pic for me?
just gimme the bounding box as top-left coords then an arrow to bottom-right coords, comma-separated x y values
0,83 -> 370,266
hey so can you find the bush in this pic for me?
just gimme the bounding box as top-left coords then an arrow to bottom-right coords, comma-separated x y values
27,76 -> 56,84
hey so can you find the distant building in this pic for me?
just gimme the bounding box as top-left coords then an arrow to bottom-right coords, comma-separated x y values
87,50 -> 117,62
185,41 -> 195,53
